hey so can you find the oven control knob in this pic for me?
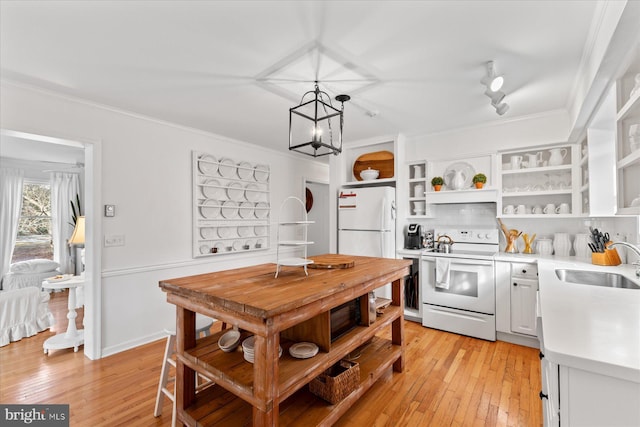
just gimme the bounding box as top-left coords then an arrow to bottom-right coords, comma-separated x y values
485,233 -> 492,239
476,233 -> 483,239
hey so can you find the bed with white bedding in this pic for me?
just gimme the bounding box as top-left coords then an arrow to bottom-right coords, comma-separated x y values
1,259 -> 60,291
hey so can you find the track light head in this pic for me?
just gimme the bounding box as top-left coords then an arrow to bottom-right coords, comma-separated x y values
495,102 -> 509,115
481,61 -> 504,92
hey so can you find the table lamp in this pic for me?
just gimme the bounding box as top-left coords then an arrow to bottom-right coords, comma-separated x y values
69,216 -> 85,276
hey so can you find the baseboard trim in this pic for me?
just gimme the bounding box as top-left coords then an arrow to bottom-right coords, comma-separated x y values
497,331 -> 540,349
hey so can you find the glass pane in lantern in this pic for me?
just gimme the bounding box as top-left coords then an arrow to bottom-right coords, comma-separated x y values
290,98 -> 342,157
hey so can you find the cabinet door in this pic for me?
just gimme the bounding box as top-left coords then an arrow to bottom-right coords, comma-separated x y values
510,277 -> 538,336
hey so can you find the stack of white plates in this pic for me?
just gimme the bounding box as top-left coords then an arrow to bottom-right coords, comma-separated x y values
289,342 -> 319,359
241,336 -> 282,363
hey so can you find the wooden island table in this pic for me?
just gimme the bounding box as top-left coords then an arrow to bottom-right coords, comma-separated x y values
159,254 -> 411,426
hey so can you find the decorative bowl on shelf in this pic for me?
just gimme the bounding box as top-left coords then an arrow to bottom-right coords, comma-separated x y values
218,330 -> 241,352
359,168 -> 379,181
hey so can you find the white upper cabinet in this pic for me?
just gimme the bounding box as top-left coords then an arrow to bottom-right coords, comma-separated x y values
615,43 -> 640,214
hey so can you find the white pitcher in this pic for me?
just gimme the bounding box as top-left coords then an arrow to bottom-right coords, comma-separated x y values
525,152 -> 542,168
448,169 -> 467,190
413,164 -> 423,179
414,184 -> 424,198
510,155 -> 523,170
548,148 -> 567,166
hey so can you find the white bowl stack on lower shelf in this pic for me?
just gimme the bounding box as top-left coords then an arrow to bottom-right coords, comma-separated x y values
241,336 -> 282,363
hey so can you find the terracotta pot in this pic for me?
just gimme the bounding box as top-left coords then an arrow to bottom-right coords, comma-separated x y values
434,185 -> 442,192
475,182 -> 484,189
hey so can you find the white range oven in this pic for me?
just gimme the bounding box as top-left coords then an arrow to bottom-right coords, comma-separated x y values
421,228 -> 498,341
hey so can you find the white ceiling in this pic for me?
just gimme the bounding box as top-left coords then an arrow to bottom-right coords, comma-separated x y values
0,1 -> 604,156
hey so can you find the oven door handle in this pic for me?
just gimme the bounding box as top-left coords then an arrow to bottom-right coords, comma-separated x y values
422,256 -> 494,267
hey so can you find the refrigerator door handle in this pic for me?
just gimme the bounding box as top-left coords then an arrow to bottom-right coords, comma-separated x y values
381,197 -> 387,231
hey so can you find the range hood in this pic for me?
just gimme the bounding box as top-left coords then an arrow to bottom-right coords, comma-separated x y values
426,188 -> 498,204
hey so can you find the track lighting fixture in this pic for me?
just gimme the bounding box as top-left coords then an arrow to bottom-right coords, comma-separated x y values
482,60 -> 509,115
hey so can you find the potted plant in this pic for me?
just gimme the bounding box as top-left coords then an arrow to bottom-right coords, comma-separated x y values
431,176 -> 444,191
472,173 -> 487,189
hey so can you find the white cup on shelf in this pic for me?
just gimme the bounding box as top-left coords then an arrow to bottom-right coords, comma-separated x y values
543,203 -> 556,215
515,204 -> 527,215
532,205 -> 543,214
503,204 -> 515,215
556,203 -> 570,214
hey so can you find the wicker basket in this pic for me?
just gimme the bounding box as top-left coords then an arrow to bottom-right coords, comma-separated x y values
309,360 -> 360,404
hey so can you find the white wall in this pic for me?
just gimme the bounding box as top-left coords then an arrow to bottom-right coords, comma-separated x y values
0,81 -> 329,356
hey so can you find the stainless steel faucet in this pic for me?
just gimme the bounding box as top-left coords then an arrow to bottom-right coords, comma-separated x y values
609,241 -> 640,278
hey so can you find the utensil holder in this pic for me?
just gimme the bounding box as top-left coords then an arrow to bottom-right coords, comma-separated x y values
592,248 -> 621,266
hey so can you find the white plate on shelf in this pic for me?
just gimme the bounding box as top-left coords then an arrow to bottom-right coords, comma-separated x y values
218,158 -> 236,178
226,182 -> 244,201
237,161 -> 253,180
239,201 -> 254,218
214,242 -> 225,253
232,240 -> 242,251
255,202 -> 269,218
444,161 -> 475,190
201,178 -> 223,199
254,164 -> 269,182
199,244 -> 210,255
198,154 -> 217,176
200,199 -> 220,219
217,226 -> 236,239
254,225 -> 266,236
289,342 -> 319,359
245,183 -> 262,202
238,226 -> 252,237
221,200 -> 238,219
200,227 -> 216,239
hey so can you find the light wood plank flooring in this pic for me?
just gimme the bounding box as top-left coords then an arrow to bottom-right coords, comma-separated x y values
0,291 -> 542,426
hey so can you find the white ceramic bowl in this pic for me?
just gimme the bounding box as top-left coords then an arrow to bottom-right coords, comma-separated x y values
218,330 -> 241,352
360,168 -> 379,181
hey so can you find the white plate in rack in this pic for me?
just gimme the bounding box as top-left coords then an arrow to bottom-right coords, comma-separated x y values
245,183 -> 261,202
200,199 -> 220,219
238,226 -> 252,237
232,240 -> 242,251
218,227 -> 236,239
218,157 -> 236,178
254,225 -> 266,236
237,161 -> 253,180
201,178 -> 223,199
254,164 -> 269,182
221,200 -> 238,219
239,201 -> 254,218
200,227 -> 216,239
199,244 -> 211,255
198,154 -> 217,176
255,202 -> 269,218
226,182 -> 244,201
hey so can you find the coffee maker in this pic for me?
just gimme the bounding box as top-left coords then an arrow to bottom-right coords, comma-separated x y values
405,224 -> 422,249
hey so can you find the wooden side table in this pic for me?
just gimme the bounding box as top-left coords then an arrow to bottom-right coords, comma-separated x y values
42,276 -> 85,354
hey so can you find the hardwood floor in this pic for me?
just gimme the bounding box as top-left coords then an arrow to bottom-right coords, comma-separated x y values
0,291 -> 542,426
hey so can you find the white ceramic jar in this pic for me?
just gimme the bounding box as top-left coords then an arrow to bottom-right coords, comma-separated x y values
537,239 -> 553,256
553,233 -> 571,257
573,233 -> 590,258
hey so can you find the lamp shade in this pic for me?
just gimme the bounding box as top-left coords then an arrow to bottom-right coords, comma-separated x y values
69,216 -> 85,245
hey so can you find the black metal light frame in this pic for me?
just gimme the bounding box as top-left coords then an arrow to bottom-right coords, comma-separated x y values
289,83 -> 350,157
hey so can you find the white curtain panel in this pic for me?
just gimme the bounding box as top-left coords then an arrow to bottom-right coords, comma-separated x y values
50,172 -> 80,274
0,168 -> 24,281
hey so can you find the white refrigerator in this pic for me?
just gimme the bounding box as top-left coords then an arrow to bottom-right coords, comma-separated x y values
338,186 -> 396,298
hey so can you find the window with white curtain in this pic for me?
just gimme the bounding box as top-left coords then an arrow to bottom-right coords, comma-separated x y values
11,180 -> 53,263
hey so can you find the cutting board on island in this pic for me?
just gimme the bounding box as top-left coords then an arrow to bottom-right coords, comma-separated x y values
352,150 -> 394,181
308,254 -> 355,269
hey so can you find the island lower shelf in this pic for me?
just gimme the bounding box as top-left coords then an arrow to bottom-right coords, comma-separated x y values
178,304 -> 403,410
179,335 -> 402,427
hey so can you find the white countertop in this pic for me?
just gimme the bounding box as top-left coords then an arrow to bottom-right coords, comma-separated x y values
537,258 -> 640,382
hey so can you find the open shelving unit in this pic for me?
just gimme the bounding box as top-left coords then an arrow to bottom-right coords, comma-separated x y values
275,196 -> 315,277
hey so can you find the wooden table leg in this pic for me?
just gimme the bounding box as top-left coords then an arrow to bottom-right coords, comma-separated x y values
252,331 -> 279,426
176,307 -> 196,426
391,277 -> 405,372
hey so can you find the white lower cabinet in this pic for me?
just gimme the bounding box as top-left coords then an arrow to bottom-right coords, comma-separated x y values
510,262 -> 538,336
553,365 -> 640,426
540,354 -> 560,427
495,260 -> 538,338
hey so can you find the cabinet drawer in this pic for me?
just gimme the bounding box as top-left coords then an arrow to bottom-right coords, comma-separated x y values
511,262 -> 538,279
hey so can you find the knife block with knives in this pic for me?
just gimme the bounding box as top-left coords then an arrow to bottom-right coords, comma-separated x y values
592,245 -> 621,266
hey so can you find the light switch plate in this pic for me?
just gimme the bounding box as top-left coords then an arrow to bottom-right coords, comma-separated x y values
104,205 -> 115,217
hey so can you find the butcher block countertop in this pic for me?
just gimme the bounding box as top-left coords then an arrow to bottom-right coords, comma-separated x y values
159,254 -> 411,321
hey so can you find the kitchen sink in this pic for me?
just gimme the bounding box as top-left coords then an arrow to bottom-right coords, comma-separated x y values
555,269 -> 640,290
